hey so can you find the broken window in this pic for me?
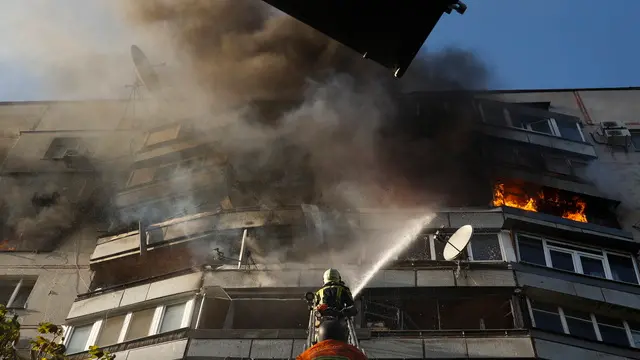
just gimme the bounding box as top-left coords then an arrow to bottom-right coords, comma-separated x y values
44,137 -> 87,160
0,278 -> 36,308
231,299 -> 308,329
468,234 -> 503,261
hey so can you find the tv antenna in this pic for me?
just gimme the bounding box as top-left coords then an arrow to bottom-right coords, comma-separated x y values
435,224 -> 473,278
119,45 -> 164,129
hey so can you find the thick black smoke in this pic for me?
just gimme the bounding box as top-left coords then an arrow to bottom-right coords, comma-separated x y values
119,0 -> 491,213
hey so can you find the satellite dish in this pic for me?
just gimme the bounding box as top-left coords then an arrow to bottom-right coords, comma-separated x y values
443,225 -> 473,261
131,45 -> 162,93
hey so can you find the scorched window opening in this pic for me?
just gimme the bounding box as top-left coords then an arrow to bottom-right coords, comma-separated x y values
493,180 -> 620,227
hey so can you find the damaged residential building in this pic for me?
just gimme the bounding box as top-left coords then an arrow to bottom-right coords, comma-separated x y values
3,87 -> 640,360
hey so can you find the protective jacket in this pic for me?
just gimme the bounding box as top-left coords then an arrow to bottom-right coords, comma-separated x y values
314,281 -> 355,311
296,339 -> 368,360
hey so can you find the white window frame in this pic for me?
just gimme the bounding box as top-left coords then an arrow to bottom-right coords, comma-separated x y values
64,298 -> 195,353
425,232 -> 505,262
1,278 -> 36,309
515,232 -> 640,285
524,118 -> 561,137
527,298 -> 638,348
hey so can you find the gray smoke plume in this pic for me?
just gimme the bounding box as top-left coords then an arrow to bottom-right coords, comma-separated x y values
107,0 -> 492,266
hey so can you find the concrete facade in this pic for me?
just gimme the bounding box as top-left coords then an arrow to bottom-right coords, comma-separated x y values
4,88 -> 640,359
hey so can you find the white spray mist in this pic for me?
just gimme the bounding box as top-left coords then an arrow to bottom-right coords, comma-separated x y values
352,213 -> 435,296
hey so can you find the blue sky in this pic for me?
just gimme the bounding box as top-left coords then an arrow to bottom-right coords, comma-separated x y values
0,0 -> 638,101
425,0 -> 640,90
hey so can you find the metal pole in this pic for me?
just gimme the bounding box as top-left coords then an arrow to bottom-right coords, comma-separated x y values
306,309 -> 315,349
237,229 -> 248,269
194,293 -> 206,329
7,279 -> 23,308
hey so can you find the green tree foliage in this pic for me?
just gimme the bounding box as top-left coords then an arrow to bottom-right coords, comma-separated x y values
0,304 -> 114,360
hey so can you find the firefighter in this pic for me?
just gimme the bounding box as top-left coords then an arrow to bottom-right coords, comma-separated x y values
297,319 -> 368,360
314,268 -> 357,317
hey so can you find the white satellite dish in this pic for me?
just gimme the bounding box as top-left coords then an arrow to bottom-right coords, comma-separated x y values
443,224 -> 473,261
131,45 -> 162,93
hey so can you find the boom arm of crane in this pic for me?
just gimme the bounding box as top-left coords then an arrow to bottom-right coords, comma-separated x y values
259,0 -> 467,78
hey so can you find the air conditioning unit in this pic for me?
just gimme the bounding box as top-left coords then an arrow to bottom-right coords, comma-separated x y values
603,128 -> 631,147
600,121 -> 626,130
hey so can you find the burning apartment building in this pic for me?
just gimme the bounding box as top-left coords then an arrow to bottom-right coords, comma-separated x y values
2,2 -> 640,360
3,85 -> 640,359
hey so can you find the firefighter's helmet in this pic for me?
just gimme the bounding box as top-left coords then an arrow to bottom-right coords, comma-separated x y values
323,268 -> 341,284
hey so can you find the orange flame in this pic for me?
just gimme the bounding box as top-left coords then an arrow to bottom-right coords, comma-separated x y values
493,183 -> 587,223
0,240 -> 16,251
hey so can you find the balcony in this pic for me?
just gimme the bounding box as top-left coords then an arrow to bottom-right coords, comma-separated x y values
479,124 -> 597,158
514,262 -> 640,312
477,100 -> 596,158
114,168 -> 227,209
186,330 -> 535,359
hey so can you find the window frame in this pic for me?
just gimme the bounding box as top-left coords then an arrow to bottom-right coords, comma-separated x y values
126,155 -> 208,188
396,231 -> 506,262
64,298 -> 195,354
515,232 -> 640,285
1,278 -> 36,309
527,298 -> 640,349
629,130 -> 640,151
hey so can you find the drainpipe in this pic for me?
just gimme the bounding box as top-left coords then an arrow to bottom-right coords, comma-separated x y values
237,229 -> 248,269
139,220 -> 147,256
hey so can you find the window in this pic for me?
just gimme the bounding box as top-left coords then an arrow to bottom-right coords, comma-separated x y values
563,309 -> 597,341
44,137 -> 87,160
0,278 -> 36,309
399,232 -> 504,262
629,131 -> 640,150
468,234 -> 503,261
364,293 -> 515,331
554,117 -> 585,142
479,101 -> 508,126
516,233 -> 639,284
65,299 -> 194,354
529,300 -> 564,334
232,299 -> 308,329
144,125 -> 181,147
596,316 -> 629,347
66,324 -> 93,354
126,156 -> 208,188
528,299 -> 640,348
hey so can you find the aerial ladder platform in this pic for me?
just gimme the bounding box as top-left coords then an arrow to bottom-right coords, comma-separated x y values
303,292 -> 365,354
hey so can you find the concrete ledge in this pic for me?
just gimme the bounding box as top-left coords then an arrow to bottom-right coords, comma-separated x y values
184,336 -> 535,359
67,272 -> 202,320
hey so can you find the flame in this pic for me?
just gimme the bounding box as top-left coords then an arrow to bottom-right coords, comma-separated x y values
493,183 -> 587,223
0,240 -> 16,251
